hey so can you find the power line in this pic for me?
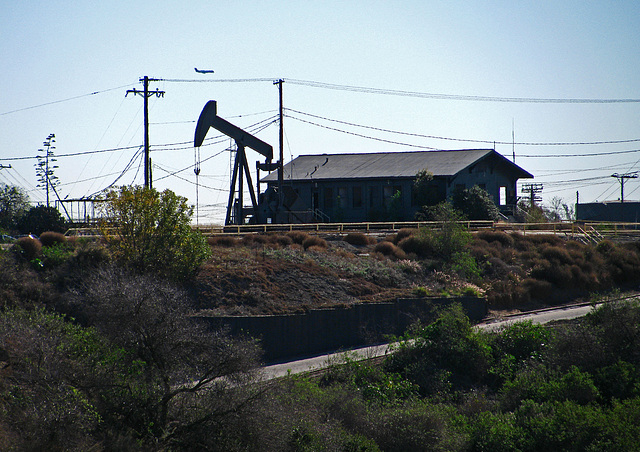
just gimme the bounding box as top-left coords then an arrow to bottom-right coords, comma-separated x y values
0,83 -> 136,116
286,115 -> 438,150
287,108 -> 640,146
286,79 -> 640,104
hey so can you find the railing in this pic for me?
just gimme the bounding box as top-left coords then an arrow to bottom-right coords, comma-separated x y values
65,221 -> 640,239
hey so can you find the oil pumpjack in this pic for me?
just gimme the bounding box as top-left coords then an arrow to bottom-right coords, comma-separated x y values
194,100 -> 280,225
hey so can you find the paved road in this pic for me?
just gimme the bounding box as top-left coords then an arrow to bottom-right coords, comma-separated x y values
261,302 -> 603,380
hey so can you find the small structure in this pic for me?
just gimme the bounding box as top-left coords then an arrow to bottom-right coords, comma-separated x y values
259,149 -> 533,223
577,201 -> 640,223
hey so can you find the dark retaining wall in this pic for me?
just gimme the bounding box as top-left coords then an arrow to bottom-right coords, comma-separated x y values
197,297 -> 487,363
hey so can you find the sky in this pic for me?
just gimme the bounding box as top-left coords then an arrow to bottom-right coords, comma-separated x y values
1,1 -> 639,224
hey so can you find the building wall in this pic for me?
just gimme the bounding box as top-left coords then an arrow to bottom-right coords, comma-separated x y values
577,202 -> 640,222
269,154 -> 523,222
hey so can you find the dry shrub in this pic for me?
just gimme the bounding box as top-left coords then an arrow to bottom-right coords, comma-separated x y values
526,234 -> 563,247
519,278 -> 554,302
542,246 -> 573,265
270,234 -> 293,247
475,230 -> 514,247
394,228 -> 416,245
344,233 -> 374,246
16,237 -> 42,260
39,231 -> 66,247
303,236 -> 327,250
208,236 -> 238,247
242,234 -> 268,247
374,241 -> 407,259
287,231 -> 310,245
398,235 -> 432,257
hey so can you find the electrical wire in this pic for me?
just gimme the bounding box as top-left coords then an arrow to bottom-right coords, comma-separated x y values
161,76 -> 640,103
0,83 -> 136,116
287,108 -> 640,147
285,79 -> 640,104
286,114 -> 438,150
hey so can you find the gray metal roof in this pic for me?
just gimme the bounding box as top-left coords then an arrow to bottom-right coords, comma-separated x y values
261,149 -> 533,182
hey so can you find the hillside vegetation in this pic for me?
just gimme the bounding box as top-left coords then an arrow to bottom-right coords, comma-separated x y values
3,187 -> 640,449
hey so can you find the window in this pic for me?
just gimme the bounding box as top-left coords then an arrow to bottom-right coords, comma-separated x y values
383,185 -> 402,207
352,186 -> 363,208
499,186 -> 507,205
324,187 -> 333,209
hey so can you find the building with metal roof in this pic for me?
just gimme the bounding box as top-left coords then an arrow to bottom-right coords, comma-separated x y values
257,149 -> 533,223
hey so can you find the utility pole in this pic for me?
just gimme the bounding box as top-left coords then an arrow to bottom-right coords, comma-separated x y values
521,183 -> 543,208
126,76 -> 164,189
0,164 -> 11,170
274,79 -> 284,202
611,172 -> 638,203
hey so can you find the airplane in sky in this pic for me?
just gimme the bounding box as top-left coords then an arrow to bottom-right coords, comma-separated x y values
194,68 -> 214,74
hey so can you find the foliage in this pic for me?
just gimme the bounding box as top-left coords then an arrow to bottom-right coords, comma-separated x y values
386,189 -> 404,221
385,304 -> 492,395
373,240 -> 407,259
452,185 -> 501,221
344,232 -> 375,246
0,183 -> 30,231
413,167 -> 439,207
15,236 -> 42,260
302,235 -> 327,250
70,265 -> 263,448
17,205 -> 67,235
321,356 -> 417,406
39,230 -> 66,247
100,186 -> 210,280
0,308 -> 122,451
516,199 -> 550,223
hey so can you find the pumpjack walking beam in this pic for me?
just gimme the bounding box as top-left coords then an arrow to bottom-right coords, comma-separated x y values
194,100 -> 274,225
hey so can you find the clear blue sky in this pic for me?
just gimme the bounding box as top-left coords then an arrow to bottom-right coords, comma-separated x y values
2,1 -> 639,223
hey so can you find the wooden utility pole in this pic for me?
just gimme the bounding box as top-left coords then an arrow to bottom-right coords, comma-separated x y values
126,76 -> 164,188
274,79 -> 284,201
611,172 -> 638,203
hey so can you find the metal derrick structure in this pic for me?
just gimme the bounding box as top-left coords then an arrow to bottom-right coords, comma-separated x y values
194,100 -> 278,225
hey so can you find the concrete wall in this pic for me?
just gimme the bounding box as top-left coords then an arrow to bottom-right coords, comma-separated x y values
197,297 -> 487,363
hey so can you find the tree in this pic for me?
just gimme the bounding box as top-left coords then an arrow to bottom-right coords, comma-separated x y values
35,133 -> 59,207
0,308 -> 114,450
452,185 -> 501,221
548,196 -> 575,222
100,186 -> 211,280
72,266 -> 263,448
413,168 -> 440,207
17,205 -> 67,235
0,183 -> 30,231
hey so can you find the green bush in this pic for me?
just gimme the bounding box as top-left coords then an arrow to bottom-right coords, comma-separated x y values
385,304 -> 492,395
17,205 -> 67,235
100,186 -> 210,281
